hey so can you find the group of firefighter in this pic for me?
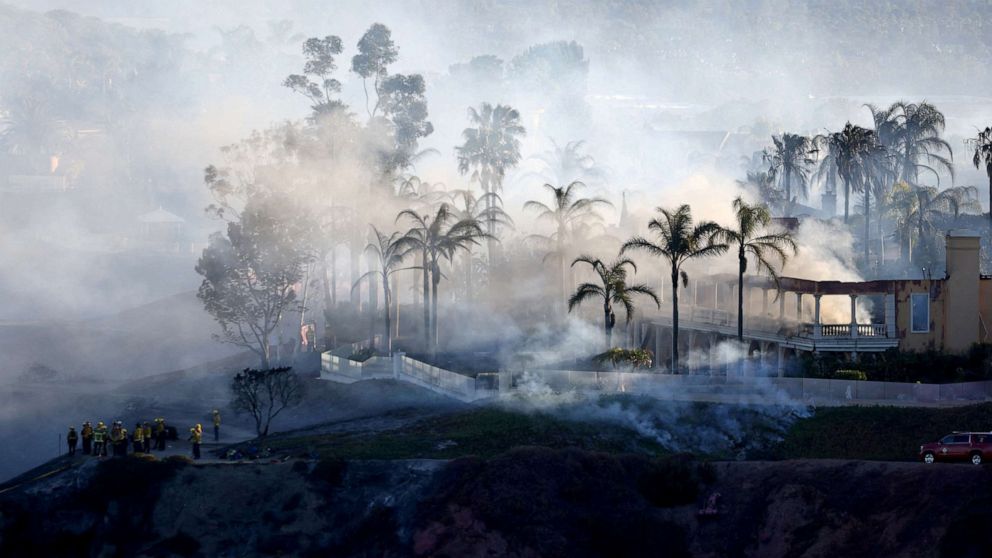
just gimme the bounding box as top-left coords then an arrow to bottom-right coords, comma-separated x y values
65,410 -> 221,461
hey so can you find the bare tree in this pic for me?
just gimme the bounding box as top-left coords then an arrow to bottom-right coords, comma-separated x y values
231,367 -> 304,438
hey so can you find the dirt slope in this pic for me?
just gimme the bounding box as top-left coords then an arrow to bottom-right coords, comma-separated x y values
2,451 -> 991,557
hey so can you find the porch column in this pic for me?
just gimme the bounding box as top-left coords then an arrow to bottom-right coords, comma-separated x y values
884,293 -> 896,337
778,290 -> 786,321
776,345 -> 785,377
743,287 -> 752,316
693,280 -> 700,306
762,289 -> 769,317
849,294 -> 858,338
796,293 -> 803,321
714,281 -> 719,309
813,294 -> 822,339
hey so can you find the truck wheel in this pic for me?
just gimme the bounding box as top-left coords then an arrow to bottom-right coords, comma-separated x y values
971,452 -> 983,465
923,452 -> 935,464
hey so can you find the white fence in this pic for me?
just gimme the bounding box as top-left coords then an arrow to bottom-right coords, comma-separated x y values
507,370 -> 992,405
320,347 -> 992,406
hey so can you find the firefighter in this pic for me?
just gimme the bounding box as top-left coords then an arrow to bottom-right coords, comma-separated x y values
142,422 -> 152,453
66,427 -> 78,456
212,409 -> 221,442
188,424 -> 202,460
155,418 -> 166,451
93,421 -> 107,457
109,422 -> 122,457
132,422 -> 144,453
81,421 -> 93,455
119,424 -> 128,457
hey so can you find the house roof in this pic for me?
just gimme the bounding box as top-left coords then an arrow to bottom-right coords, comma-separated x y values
137,207 -> 184,224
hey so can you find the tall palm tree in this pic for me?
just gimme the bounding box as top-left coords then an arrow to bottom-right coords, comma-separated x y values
891,101 -> 954,186
762,133 -> 817,216
718,198 -> 797,341
524,181 -> 612,315
456,103 -> 526,268
397,204 -> 487,354
353,226 -> 413,354
815,123 -> 877,223
568,254 -> 660,349
969,127 -> 992,230
621,205 -> 727,372
0,95 -> 72,171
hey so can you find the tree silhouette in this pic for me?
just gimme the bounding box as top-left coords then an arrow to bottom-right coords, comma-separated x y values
622,205 -> 727,372
568,254 -> 660,349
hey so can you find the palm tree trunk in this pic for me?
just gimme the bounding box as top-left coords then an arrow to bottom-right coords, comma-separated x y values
422,249 -> 430,352
784,171 -> 792,217
864,192 -> 871,270
431,265 -> 440,356
383,276 -> 392,354
988,173 -> 992,232
671,268 -> 680,373
320,253 -> 333,349
843,178 -> 851,223
604,304 -> 612,350
737,249 -> 745,342
392,273 -> 400,342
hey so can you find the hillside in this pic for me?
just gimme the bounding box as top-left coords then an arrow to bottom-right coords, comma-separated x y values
2,449 -> 990,557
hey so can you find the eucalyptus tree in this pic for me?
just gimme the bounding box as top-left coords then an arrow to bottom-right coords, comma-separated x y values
621,205 -> 728,372
456,102 -> 526,267
815,123 -> 877,223
282,35 -> 346,118
350,23 -> 398,118
968,127 -> 992,230
568,254 -> 660,349
397,204 -> 487,353
196,193 -> 313,369
352,226 -> 413,353
762,133 -> 817,215
718,198 -> 797,341
523,181 -> 612,314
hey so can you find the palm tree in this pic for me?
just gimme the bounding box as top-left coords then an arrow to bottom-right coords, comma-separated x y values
969,127 -> 992,230
890,183 -> 981,267
738,170 -> 783,214
352,226 -> 413,354
568,254 -> 660,349
531,138 -> 607,186
0,95 -> 72,171
815,123 -> 877,223
524,181 -> 612,315
621,205 -> 727,372
762,133 -> 817,216
891,101 -> 954,185
449,189 -> 512,304
456,103 -> 526,268
719,198 -> 797,341
397,204 -> 487,354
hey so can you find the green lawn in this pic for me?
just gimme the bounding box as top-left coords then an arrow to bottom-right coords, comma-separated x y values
263,407 -> 669,460
771,403 -> 992,461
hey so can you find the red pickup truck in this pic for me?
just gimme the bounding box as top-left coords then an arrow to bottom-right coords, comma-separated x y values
920,432 -> 992,465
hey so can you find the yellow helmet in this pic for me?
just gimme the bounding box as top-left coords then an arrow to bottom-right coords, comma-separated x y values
98,421 -> 105,427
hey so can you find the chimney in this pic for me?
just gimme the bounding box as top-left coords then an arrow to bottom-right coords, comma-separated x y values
944,230 -> 980,353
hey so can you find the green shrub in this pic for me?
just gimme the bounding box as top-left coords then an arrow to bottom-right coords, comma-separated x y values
800,343 -> 992,383
593,347 -> 654,370
833,369 -> 867,381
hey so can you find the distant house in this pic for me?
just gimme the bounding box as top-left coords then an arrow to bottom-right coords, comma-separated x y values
136,207 -> 186,251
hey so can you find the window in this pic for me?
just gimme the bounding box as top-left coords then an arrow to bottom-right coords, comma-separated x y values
911,293 -> 930,333
952,435 -> 970,444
